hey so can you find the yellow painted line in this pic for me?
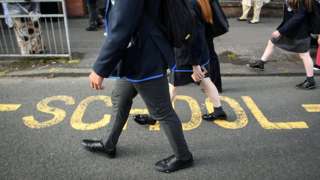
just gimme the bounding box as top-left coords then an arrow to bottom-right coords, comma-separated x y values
206,96 -> 248,129
175,96 -> 202,131
242,96 -> 308,129
0,104 -> 21,111
302,104 -> 320,112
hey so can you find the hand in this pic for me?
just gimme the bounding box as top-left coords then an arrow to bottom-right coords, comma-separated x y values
89,71 -> 104,90
271,31 -> 281,38
191,65 -> 205,82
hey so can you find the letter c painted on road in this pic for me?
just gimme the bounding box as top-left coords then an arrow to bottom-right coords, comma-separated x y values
70,96 -> 112,131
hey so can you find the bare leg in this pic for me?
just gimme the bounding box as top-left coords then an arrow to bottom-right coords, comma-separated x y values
199,78 -> 221,107
299,52 -> 314,77
261,40 -> 275,62
169,83 -> 177,102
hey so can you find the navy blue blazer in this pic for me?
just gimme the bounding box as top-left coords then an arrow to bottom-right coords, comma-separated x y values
277,1 -> 310,39
93,0 -> 175,83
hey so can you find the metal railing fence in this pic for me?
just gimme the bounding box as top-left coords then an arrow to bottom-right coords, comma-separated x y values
0,0 -> 71,59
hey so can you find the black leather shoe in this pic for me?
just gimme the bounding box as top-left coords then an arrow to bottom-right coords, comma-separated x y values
202,112 -> 227,121
155,155 -> 193,173
81,139 -> 116,158
133,115 -> 157,125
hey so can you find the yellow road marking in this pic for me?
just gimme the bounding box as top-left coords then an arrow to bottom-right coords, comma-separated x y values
302,104 -> 320,113
206,96 -> 248,129
21,95 -> 316,131
242,96 -> 308,129
23,96 -> 75,129
70,96 -> 111,131
0,104 -> 21,111
146,95 -> 202,131
176,96 -> 202,131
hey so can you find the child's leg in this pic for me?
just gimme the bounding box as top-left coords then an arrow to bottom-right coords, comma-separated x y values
199,78 -> 221,108
299,52 -> 314,77
199,78 -> 227,121
169,83 -> 177,102
248,40 -> 275,70
261,40 -> 275,62
296,52 -> 316,89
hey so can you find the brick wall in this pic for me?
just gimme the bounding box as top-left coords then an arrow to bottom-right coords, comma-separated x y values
66,0 -> 86,17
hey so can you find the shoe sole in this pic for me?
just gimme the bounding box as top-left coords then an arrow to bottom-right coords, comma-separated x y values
203,115 -> 227,122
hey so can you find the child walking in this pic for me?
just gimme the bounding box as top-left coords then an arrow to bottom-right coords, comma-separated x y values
134,0 -> 228,125
248,0 -> 316,89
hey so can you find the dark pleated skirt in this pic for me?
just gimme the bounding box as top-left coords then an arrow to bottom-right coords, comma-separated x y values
271,36 -> 311,53
169,64 -> 210,86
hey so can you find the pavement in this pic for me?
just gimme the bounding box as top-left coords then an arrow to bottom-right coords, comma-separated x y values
0,18 -> 319,78
0,76 -> 319,180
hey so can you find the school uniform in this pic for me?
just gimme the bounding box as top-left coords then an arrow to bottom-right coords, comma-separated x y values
94,0 -> 175,82
169,1 -> 210,86
271,0 -> 311,53
91,0 -> 192,163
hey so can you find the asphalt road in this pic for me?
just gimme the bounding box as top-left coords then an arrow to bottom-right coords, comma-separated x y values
0,76 -> 319,180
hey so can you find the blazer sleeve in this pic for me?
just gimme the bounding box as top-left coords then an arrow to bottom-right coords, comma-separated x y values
278,4 -> 307,35
188,8 -> 203,66
93,0 -> 144,78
